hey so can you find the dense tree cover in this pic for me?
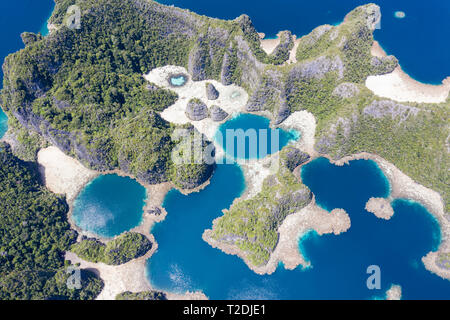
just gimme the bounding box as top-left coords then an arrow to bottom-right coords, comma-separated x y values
320,101 -> 450,212
211,147 -> 312,266
71,232 -> 152,265
116,290 -> 167,300
3,116 -> 47,162
295,7 -> 397,83
1,0 -> 213,187
0,144 -> 103,299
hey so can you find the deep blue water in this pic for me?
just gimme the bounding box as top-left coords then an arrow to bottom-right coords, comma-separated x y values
72,174 -> 147,238
147,157 -> 450,299
158,0 -> 450,84
0,0 -> 55,138
215,113 -> 299,160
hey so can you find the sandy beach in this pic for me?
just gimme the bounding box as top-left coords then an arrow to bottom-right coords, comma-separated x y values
66,242 -> 207,300
279,110 -> 318,157
144,65 -> 248,141
37,146 -> 99,203
37,145 -> 209,299
36,59 -> 449,298
260,36 -> 280,55
366,41 -> 450,104
260,33 -> 300,65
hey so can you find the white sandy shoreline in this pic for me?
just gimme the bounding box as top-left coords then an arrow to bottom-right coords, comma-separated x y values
34,52 -> 450,300
366,41 -> 450,104
37,145 -> 209,300
260,33 -> 301,65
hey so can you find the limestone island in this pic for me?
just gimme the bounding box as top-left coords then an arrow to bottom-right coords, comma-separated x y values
0,0 -> 449,300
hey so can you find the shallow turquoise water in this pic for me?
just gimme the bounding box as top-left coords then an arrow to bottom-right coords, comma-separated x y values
147,157 -> 450,299
170,75 -> 187,86
0,112 -> 7,139
72,174 -> 147,238
215,113 -> 299,160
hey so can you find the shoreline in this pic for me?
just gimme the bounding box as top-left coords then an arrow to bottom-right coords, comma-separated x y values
203,104 -> 450,280
260,33 -> 301,65
328,152 -> 450,280
37,145 -> 210,299
203,200 -> 350,275
366,41 -> 450,104
35,60 -> 450,297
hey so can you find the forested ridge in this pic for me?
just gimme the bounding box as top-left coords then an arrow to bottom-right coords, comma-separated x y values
0,144 -> 103,299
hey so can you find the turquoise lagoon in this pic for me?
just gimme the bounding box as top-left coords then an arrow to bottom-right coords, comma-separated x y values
147,157 -> 450,299
72,174 -> 147,238
169,74 -> 187,86
215,113 -> 299,160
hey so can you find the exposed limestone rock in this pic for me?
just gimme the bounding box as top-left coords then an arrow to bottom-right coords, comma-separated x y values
209,105 -> 228,122
206,83 -> 219,100
332,82 -> 360,99
185,98 -> 209,121
365,4 -> 382,31
188,36 -> 208,81
365,197 -> 394,220
220,43 -> 235,85
363,100 -> 420,123
281,147 -> 310,171
146,206 -> 162,216
289,55 -> 344,81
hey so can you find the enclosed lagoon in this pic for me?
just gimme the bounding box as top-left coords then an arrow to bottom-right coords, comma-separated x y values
215,113 -> 299,160
168,74 -> 188,87
147,157 -> 450,299
72,174 -> 147,238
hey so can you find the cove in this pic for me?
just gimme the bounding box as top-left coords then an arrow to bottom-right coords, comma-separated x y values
0,0 -> 55,138
156,0 -> 450,84
72,174 -> 147,238
214,113 -> 299,160
147,157 -> 450,299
